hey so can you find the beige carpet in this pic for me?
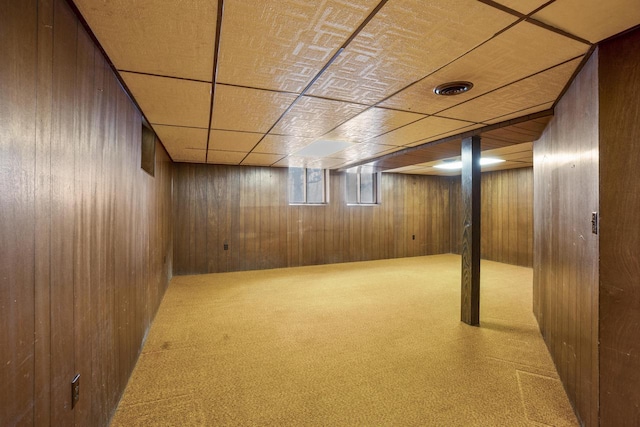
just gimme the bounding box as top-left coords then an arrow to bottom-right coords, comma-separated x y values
111,254 -> 578,426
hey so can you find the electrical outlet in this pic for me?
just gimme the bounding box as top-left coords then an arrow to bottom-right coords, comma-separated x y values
71,374 -> 80,409
223,243 -> 229,250
412,235 -> 415,240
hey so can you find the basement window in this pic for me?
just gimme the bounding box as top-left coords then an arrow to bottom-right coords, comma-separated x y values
346,167 -> 381,205
289,168 -> 330,205
141,123 -> 156,177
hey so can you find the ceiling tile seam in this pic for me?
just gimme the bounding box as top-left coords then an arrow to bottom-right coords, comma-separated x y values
151,123 -> 210,130
340,137 -> 461,171
360,16 -> 527,112
525,17 -> 592,45
374,105 -> 429,115
301,93 -> 372,108
475,101 -> 558,125
400,124 -> 481,147
62,0 -> 177,163
117,69 -> 211,84
311,105 -> 430,145
209,128 -> 264,136
431,54 -> 586,117
215,82 -> 299,96
204,0 -> 225,163
355,115 -> 478,146
266,155 -> 293,168
476,0 -> 525,18
338,109 -> 554,171
244,0 -> 393,165
525,0 -> 557,16
239,47 -> 346,165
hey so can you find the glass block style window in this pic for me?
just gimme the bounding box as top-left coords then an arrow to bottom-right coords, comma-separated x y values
346,167 -> 381,205
289,168 -> 329,204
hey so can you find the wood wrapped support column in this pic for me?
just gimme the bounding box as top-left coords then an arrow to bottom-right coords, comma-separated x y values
461,135 -> 481,326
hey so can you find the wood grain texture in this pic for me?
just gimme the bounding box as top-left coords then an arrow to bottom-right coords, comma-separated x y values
533,51 -> 599,426
1,0 -> 174,425
460,136 -> 481,326
598,28 -> 640,426
450,168 -> 533,267
34,0 -> 54,424
173,165 -> 452,274
0,1 -> 37,424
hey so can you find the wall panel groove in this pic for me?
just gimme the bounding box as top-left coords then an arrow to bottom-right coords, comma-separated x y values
533,51 -> 599,426
173,166 -> 454,275
450,167 -> 534,267
0,0 -> 174,424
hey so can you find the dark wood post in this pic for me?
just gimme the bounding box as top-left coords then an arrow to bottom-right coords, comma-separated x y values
461,135 -> 481,325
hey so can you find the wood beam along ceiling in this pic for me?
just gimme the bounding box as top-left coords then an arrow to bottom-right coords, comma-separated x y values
71,0 -> 640,169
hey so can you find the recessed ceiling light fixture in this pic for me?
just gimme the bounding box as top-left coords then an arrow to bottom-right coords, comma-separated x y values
434,81 -> 474,96
433,157 -> 505,170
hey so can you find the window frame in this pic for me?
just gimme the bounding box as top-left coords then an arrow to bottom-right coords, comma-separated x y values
288,167 -> 330,205
346,167 -> 382,206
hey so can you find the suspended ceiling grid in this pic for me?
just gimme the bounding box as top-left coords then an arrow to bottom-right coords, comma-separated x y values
72,0 -> 640,170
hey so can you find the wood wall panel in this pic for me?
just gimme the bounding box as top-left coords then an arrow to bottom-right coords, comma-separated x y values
0,1 -> 37,424
533,51 -> 599,426
0,0 -> 174,425
598,28 -> 640,426
173,166 -> 452,274
450,167 -> 533,267
34,0 -> 54,423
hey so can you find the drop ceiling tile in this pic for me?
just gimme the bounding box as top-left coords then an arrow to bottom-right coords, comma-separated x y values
306,0 -> 518,105
323,108 -> 426,143
491,0 -> 549,15
241,153 -> 285,166
207,150 -> 246,165
532,0 -> 640,43
379,21 -> 588,115
153,126 -> 209,154
306,157 -> 351,169
153,125 -> 207,150
209,130 -> 263,152
368,116 -> 475,147
272,156 -> 308,168
211,85 -> 298,133
329,142 -> 400,160
217,0 -> 380,92
409,123 -> 483,147
74,0 -> 217,81
172,149 -> 207,163
252,135 -> 315,155
271,96 -> 368,138
272,155 -> 353,169
121,72 -> 211,128
484,102 -> 555,125
440,57 -> 582,124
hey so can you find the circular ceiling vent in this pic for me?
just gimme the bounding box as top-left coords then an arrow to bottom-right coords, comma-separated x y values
434,81 -> 474,96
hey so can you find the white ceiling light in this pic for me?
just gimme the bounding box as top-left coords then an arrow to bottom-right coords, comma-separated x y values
433,157 -> 505,170
479,157 -> 505,166
295,140 -> 354,158
433,161 -> 463,170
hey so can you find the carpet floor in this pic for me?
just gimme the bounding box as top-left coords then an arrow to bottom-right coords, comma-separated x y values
111,254 -> 578,426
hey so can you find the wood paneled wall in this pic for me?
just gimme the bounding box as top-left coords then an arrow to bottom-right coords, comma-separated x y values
0,1 -> 173,425
173,165 -> 452,274
450,167 -> 533,267
598,28 -> 640,426
533,52 -> 599,426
